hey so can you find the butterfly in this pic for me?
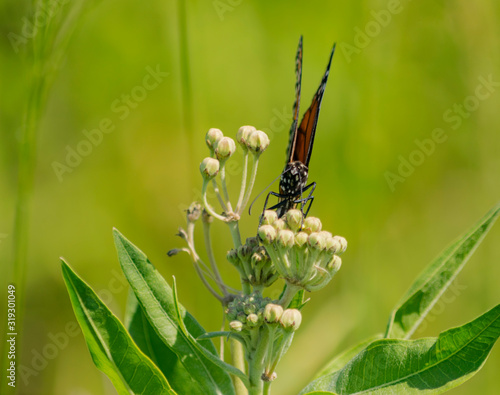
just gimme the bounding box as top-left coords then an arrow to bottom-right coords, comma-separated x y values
260,36 -> 336,219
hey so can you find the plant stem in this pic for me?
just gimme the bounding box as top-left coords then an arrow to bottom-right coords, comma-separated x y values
212,179 -> 228,212
186,222 -> 223,302
263,381 -> 272,395
248,327 -> 270,395
220,163 -> 233,212
239,155 -> 260,213
177,0 -> 193,136
227,221 -> 252,294
279,284 -> 300,308
203,219 -> 228,296
227,220 -> 242,248
230,338 -> 247,395
235,150 -> 249,213
202,181 -> 227,221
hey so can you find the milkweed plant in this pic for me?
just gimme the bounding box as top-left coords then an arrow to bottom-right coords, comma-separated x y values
61,126 -> 500,395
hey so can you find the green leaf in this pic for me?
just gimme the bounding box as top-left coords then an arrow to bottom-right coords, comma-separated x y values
303,392 -> 338,395
314,335 -> 383,379
385,202 -> 500,339
197,331 -> 248,345
301,304 -> 500,394
113,228 -> 237,394
171,277 -> 250,387
61,259 -> 175,395
288,288 -> 308,309
125,290 -> 203,394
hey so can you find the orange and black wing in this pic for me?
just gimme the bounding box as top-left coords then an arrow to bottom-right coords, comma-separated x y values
290,43 -> 335,167
285,36 -> 303,164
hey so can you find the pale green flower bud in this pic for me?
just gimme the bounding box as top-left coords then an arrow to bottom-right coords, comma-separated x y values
226,306 -> 237,321
263,303 -> 283,324
237,312 -> 247,323
272,218 -> 286,231
327,255 -> 342,272
308,232 -> 327,251
200,157 -> 220,180
247,130 -> 270,154
186,202 -> 202,222
280,309 -> 302,331
226,249 -> 240,265
258,225 -> 276,244
236,125 -> 256,149
285,209 -> 303,232
243,302 -> 256,315
277,229 -> 295,249
246,313 -> 259,327
334,236 -> 348,254
245,236 -> 260,249
261,297 -> 272,309
215,137 -> 236,160
229,320 -> 243,332
319,231 -> 332,239
295,231 -> 309,248
237,244 -> 251,260
303,217 -> 322,234
206,128 -> 223,151
325,237 -> 341,254
251,252 -> 262,266
261,210 -> 278,226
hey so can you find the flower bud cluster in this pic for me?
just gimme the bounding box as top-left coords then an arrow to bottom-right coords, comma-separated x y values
258,209 -> 347,292
236,126 -> 270,154
226,294 -> 303,335
200,126 -> 269,183
263,303 -> 302,332
226,237 -> 278,288
226,292 -> 272,332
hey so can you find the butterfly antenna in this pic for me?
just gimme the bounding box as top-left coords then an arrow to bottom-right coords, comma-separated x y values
248,168 -> 291,215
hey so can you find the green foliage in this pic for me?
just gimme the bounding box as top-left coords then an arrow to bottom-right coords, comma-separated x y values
113,229 -> 237,394
302,202 -> 500,394
385,202 -> 500,339
61,202 -> 500,394
301,305 -> 500,394
61,259 -> 175,395
125,291 -> 202,394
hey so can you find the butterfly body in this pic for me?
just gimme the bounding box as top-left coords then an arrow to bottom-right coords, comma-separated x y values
254,37 -> 335,223
277,161 -> 309,217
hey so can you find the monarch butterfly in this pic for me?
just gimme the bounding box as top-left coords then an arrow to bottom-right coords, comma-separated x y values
260,36 -> 336,219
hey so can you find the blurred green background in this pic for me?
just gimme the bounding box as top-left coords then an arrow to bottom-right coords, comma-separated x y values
1,0 -> 499,394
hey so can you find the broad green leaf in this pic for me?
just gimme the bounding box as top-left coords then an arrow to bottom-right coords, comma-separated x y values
385,202 -> 500,339
289,289 -> 308,309
197,330 -> 248,346
61,259 -> 175,395
301,304 -> 500,394
303,392 -> 337,395
125,290 -> 203,394
314,335 -> 383,379
171,277 -> 250,387
113,229 -> 237,394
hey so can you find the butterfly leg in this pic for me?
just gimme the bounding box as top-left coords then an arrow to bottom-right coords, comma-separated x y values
302,182 -> 316,217
294,182 -> 316,218
259,191 -> 288,227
